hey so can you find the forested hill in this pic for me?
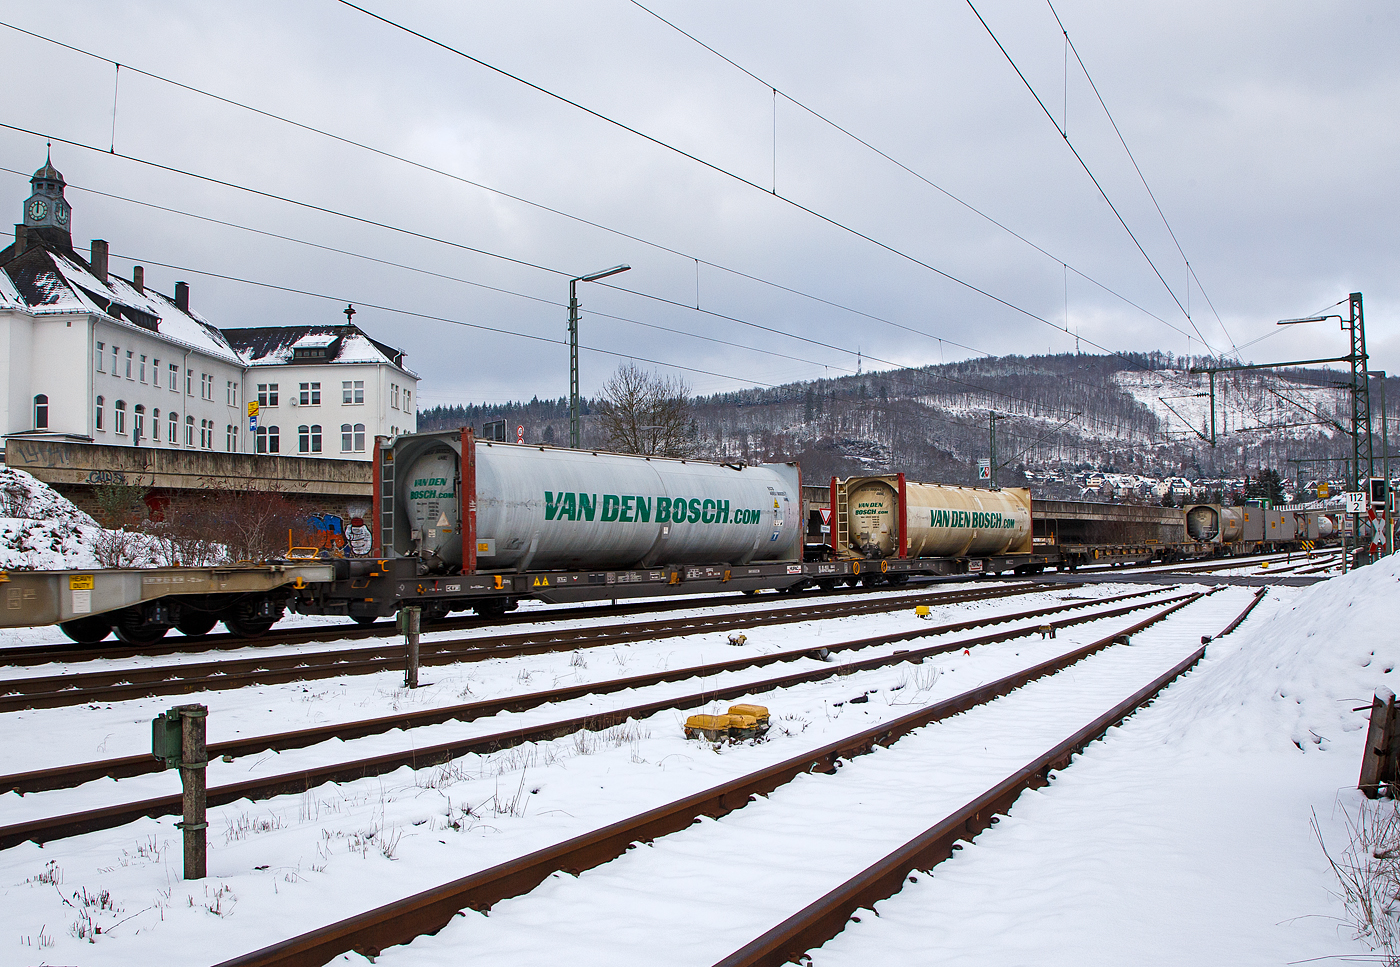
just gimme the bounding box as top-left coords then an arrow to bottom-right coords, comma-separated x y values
419,353 -> 1398,499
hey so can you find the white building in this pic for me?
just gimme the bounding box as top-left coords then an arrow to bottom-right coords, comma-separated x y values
222,324 -> 417,458
0,156 -> 417,460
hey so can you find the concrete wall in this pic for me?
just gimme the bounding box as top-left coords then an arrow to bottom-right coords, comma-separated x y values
4,437 -> 376,555
3,437 -> 371,495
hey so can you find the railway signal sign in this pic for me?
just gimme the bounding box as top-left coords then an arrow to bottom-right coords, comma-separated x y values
1317,482 -> 1329,499
1346,491 -> 1367,514
517,424 -> 525,444
977,459 -> 991,481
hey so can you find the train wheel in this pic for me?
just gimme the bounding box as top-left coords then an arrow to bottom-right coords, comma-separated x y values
223,599 -> 281,638
816,579 -> 838,592
174,612 -> 219,637
59,615 -> 111,645
885,574 -> 909,586
352,616 -> 381,628
112,607 -> 169,644
474,598 -> 510,618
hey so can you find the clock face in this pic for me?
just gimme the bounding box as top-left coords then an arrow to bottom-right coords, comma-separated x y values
55,203 -> 68,226
28,199 -> 47,221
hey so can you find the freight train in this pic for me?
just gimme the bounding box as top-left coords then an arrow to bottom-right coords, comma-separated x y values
19,428 -> 1336,644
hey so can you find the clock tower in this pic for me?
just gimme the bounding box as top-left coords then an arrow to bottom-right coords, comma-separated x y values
23,149 -> 72,250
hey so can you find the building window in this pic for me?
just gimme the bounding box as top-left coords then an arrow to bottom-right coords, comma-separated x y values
403,389 -> 410,413
226,424 -> 235,451
299,381 -> 321,406
185,415 -> 194,447
134,405 -> 145,445
95,395 -> 104,431
257,383 -> 279,407
126,350 -> 134,379
186,369 -> 193,395
168,411 -> 178,443
140,355 -> 147,383
33,394 -> 48,429
153,358 -> 160,381
115,400 -> 127,435
342,380 -> 364,404
256,426 -> 281,454
152,409 -> 160,444
391,384 -> 399,409
298,424 -> 322,454
341,422 -> 366,452
201,373 -> 213,401
169,363 -> 179,391
96,342 -> 105,372
111,344 -> 119,376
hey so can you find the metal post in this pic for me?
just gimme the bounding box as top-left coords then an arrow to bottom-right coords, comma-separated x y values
989,411 -> 997,488
404,606 -> 421,688
568,279 -> 581,449
178,705 -> 208,880
1380,374 -> 1390,555
1209,371 -> 1216,447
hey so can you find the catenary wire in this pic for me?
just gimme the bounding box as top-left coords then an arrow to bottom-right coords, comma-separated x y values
103,251 -> 776,388
1044,0 -> 1236,354
625,0 -> 1195,345
331,0 -> 1202,377
963,0 -> 1215,355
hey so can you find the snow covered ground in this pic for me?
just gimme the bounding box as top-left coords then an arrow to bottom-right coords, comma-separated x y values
0,560 -> 1392,965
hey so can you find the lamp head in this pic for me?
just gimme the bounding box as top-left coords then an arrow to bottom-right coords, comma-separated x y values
577,264 -> 631,283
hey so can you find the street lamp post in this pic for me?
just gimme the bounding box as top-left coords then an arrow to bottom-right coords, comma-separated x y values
1278,292 -> 1371,563
568,264 -> 631,449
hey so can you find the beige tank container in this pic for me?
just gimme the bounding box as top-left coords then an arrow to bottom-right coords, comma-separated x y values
839,475 -> 1032,559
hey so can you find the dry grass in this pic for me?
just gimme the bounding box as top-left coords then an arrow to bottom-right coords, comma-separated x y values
1316,801 -> 1400,964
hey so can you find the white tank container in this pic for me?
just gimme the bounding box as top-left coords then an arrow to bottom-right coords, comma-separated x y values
1185,504 -> 1243,542
398,434 -> 802,571
842,477 -> 1031,559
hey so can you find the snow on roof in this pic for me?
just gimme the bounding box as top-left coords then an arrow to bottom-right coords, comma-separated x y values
45,252 -> 243,363
5,246 -> 411,374
292,333 -> 339,349
0,267 -> 22,308
223,325 -> 417,376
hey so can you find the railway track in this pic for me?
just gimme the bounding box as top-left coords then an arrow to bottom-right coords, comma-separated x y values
0,587 -> 1195,849
0,581 -> 1070,712
199,586 -> 1262,967
0,578 -> 966,664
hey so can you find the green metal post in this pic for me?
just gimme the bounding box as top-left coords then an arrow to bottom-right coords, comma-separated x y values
568,278 -> 580,449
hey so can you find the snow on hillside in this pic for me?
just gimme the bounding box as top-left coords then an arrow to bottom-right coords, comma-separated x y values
1115,368 -> 1343,443
0,467 -> 106,570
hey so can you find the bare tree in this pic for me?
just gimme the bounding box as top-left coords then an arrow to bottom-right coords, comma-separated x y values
596,362 -> 694,457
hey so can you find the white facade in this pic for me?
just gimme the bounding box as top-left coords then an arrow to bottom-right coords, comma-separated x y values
230,330 -> 419,460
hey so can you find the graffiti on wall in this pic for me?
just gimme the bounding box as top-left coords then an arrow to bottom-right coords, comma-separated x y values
305,513 -> 373,556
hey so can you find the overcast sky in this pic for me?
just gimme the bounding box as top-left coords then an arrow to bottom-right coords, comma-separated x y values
2,1 -> 1395,406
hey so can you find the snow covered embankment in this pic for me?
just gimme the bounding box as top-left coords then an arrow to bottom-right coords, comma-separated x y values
0,467 -> 107,571
1171,555 -> 1400,756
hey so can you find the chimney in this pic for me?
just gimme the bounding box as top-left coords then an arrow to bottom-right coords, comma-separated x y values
175,281 -> 189,313
13,224 -> 26,254
132,265 -> 144,294
90,240 -> 108,283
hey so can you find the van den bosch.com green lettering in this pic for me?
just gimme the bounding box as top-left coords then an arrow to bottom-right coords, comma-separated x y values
930,508 -> 1018,529
409,478 -> 453,501
544,492 -> 762,526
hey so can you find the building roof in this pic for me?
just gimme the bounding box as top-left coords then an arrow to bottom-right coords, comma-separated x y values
0,242 -> 243,363
221,324 -> 416,376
